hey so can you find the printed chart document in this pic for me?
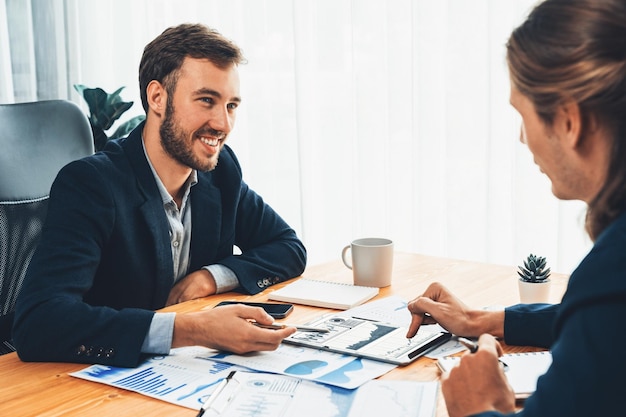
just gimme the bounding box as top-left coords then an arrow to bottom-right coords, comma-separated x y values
71,344 -> 396,409
202,343 -> 396,389
281,315 -> 451,365
201,370 -> 438,417
437,350 -> 552,399
71,347 -> 247,410
268,279 -> 379,309
337,295 -> 466,359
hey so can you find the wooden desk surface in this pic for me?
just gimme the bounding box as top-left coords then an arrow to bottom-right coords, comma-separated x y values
0,253 -> 569,417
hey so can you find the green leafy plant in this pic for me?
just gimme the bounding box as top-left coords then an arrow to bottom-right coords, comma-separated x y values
517,254 -> 551,283
74,84 -> 145,151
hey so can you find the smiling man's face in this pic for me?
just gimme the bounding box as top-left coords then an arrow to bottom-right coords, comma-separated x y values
160,57 -> 241,172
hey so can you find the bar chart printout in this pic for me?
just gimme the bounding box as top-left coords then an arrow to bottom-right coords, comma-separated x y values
70,347 -> 246,409
71,347 -> 438,415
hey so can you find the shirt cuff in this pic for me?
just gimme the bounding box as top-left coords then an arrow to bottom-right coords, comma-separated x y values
203,264 -> 239,293
141,312 -> 176,354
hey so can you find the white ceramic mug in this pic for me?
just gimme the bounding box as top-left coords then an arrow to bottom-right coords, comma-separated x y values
341,238 -> 394,287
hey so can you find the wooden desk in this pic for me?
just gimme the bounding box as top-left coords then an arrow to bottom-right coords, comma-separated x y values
0,253 -> 568,417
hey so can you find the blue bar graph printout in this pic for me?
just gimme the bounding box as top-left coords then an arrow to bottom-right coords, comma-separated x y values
70,347 -> 246,410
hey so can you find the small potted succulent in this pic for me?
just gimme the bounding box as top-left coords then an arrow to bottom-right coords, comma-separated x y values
517,253 -> 551,303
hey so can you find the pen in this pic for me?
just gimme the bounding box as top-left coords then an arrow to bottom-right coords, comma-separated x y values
458,337 -> 509,370
251,321 -> 330,333
197,371 -> 236,417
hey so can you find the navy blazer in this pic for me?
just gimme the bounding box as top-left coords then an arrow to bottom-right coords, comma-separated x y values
476,210 -> 626,416
13,124 -> 306,367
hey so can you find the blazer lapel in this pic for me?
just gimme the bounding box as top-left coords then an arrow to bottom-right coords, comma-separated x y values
189,173 -> 222,271
123,126 -> 174,306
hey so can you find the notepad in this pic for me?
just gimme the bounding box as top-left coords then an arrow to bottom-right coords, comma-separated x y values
268,279 -> 379,309
437,350 -> 552,399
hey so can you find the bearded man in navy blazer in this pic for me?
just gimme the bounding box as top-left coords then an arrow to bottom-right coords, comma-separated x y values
13,24 -> 305,367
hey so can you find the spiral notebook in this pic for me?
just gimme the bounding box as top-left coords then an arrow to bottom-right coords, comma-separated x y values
437,350 -> 552,399
268,279 -> 379,310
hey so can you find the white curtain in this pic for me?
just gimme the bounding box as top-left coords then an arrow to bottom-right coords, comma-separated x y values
1,0 -> 591,274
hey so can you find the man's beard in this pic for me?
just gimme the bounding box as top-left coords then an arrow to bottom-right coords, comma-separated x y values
159,102 -> 223,172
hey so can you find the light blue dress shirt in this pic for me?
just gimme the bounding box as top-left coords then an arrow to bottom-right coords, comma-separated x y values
140,140 -> 239,354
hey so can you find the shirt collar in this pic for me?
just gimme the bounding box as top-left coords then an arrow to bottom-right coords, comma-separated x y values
141,136 -> 198,205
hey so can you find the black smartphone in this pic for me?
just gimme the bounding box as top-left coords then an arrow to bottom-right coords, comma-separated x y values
214,301 -> 294,319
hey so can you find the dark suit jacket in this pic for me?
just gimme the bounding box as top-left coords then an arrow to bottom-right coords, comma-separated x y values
477,210 -> 626,416
13,124 -> 306,367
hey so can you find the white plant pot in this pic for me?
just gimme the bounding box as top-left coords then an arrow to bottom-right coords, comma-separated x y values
518,279 -> 551,303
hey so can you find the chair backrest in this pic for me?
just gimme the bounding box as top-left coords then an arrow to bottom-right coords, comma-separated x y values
0,100 -> 94,353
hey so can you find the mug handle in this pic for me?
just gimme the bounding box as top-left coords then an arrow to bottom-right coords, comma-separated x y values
341,245 -> 352,269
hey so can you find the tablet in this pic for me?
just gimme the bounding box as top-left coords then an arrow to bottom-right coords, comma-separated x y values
282,315 -> 451,366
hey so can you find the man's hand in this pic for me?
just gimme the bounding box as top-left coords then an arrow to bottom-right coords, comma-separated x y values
441,334 -> 516,417
406,282 -> 505,339
172,304 -> 296,353
166,269 -> 217,306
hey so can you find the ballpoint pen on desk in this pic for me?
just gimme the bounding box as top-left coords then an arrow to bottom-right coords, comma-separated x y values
251,321 -> 330,333
457,337 -> 509,371
196,371 -> 236,417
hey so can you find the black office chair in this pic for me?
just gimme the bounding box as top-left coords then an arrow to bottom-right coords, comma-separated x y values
0,100 -> 94,355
